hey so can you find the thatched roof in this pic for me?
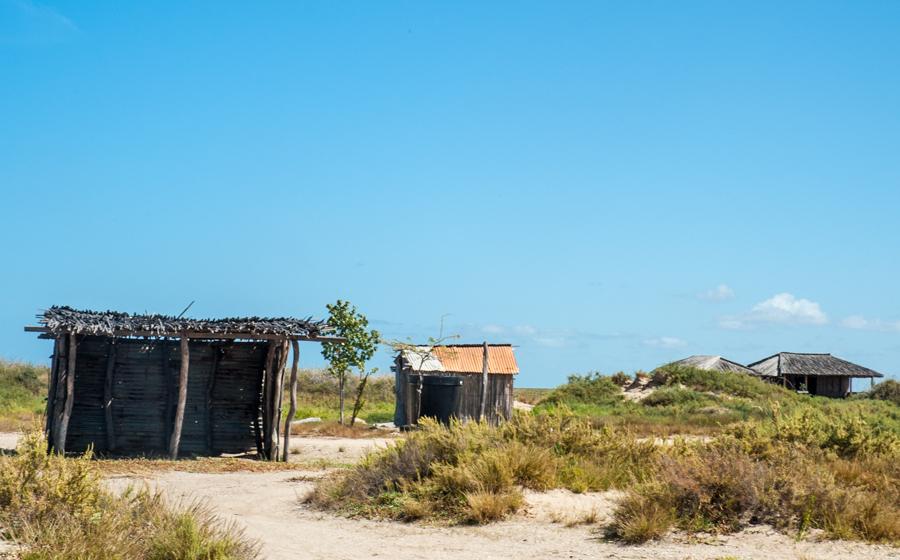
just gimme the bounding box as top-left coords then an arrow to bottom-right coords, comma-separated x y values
668,355 -> 760,376
748,352 -> 884,378
400,344 -> 519,375
36,306 -> 331,339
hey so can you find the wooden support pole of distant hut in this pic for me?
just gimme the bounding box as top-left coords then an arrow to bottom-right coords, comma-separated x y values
479,341 -> 489,422
282,340 -> 300,462
169,336 -> 190,460
55,334 -> 78,454
104,339 -> 117,452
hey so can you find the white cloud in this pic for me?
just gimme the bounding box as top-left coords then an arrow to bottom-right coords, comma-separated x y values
699,284 -> 735,302
513,325 -> 537,336
720,293 -> 828,329
841,315 -> 900,332
643,336 -> 687,349
481,324 -> 505,334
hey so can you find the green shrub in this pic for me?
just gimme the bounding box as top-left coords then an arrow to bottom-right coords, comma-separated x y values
641,387 -> 711,409
539,373 -> 623,406
867,380 -> 900,406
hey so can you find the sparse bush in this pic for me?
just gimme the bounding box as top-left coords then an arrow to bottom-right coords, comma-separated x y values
310,413 -> 659,523
0,431 -> 259,559
609,486 -> 676,543
610,372 -> 631,386
867,380 -> 900,406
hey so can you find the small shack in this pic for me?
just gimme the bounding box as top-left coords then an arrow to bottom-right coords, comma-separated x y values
26,306 -> 342,460
668,355 -> 761,375
747,352 -> 884,398
393,343 -> 518,427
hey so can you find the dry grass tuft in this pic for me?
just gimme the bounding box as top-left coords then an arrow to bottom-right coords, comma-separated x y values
0,431 -> 260,559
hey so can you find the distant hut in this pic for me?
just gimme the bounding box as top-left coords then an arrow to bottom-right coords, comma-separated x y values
26,306 -> 342,460
747,352 -> 884,398
668,355 -> 761,375
393,343 -> 518,427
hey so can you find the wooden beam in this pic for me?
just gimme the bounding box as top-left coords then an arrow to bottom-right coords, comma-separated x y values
282,340 -> 300,462
479,342 -> 489,422
55,334 -> 77,454
168,336 -> 190,460
23,326 -> 346,344
104,339 -> 117,453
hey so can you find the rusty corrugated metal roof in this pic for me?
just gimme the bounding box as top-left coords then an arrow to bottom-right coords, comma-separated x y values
430,344 -> 519,374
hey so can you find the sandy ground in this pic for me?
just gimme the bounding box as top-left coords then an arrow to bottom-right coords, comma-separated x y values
105,470 -> 899,560
3,432 -> 898,559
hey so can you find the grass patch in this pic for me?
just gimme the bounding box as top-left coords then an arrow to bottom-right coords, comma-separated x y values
290,369 -> 395,424
0,360 -> 47,432
0,431 -> 259,559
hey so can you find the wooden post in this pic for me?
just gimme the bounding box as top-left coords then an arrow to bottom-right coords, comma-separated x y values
55,334 -> 78,454
272,340 -> 289,461
479,342 -> 489,422
104,339 -> 117,453
282,340 -> 300,462
261,342 -> 277,460
168,336 -> 190,460
46,338 -> 61,439
206,346 -> 222,454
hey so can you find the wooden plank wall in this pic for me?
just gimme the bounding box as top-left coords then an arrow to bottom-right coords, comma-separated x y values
396,367 -> 514,426
62,336 -> 267,456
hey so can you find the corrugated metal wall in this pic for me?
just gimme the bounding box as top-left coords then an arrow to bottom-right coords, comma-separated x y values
62,336 -> 267,456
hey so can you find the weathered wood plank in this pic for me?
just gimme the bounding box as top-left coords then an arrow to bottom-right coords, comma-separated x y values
55,334 -> 78,454
168,336 -> 190,459
479,342 -> 489,422
282,340 -> 300,462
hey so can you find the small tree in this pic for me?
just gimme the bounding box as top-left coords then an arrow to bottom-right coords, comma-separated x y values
321,300 -> 380,425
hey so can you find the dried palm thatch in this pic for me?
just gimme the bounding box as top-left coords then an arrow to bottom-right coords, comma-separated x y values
38,306 -> 331,338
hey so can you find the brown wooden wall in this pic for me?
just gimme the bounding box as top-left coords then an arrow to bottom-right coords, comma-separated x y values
50,335 -> 269,457
394,365 -> 514,426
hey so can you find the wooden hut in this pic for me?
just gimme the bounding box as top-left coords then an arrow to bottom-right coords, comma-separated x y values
26,306 -> 342,460
747,352 -> 884,398
668,355 -> 761,376
393,343 -> 518,427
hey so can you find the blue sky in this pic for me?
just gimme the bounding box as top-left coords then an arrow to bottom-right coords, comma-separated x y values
2,1 -> 899,387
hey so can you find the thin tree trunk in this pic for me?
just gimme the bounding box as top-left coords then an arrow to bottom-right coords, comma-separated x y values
56,334 -> 77,454
339,372 -> 345,425
479,341 -> 489,422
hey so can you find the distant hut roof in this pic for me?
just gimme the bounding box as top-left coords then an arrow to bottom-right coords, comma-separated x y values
668,355 -> 760,376
31,306 -> 333,340
747,352 -> 884,378
400,344 -> 519,374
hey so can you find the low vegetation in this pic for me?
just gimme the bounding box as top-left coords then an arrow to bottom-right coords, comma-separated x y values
309,412 -> 662,522
292,369 -> 394,424
0,359 -> 47,431
0,431 -> 259,559
312,366 -> 900,546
